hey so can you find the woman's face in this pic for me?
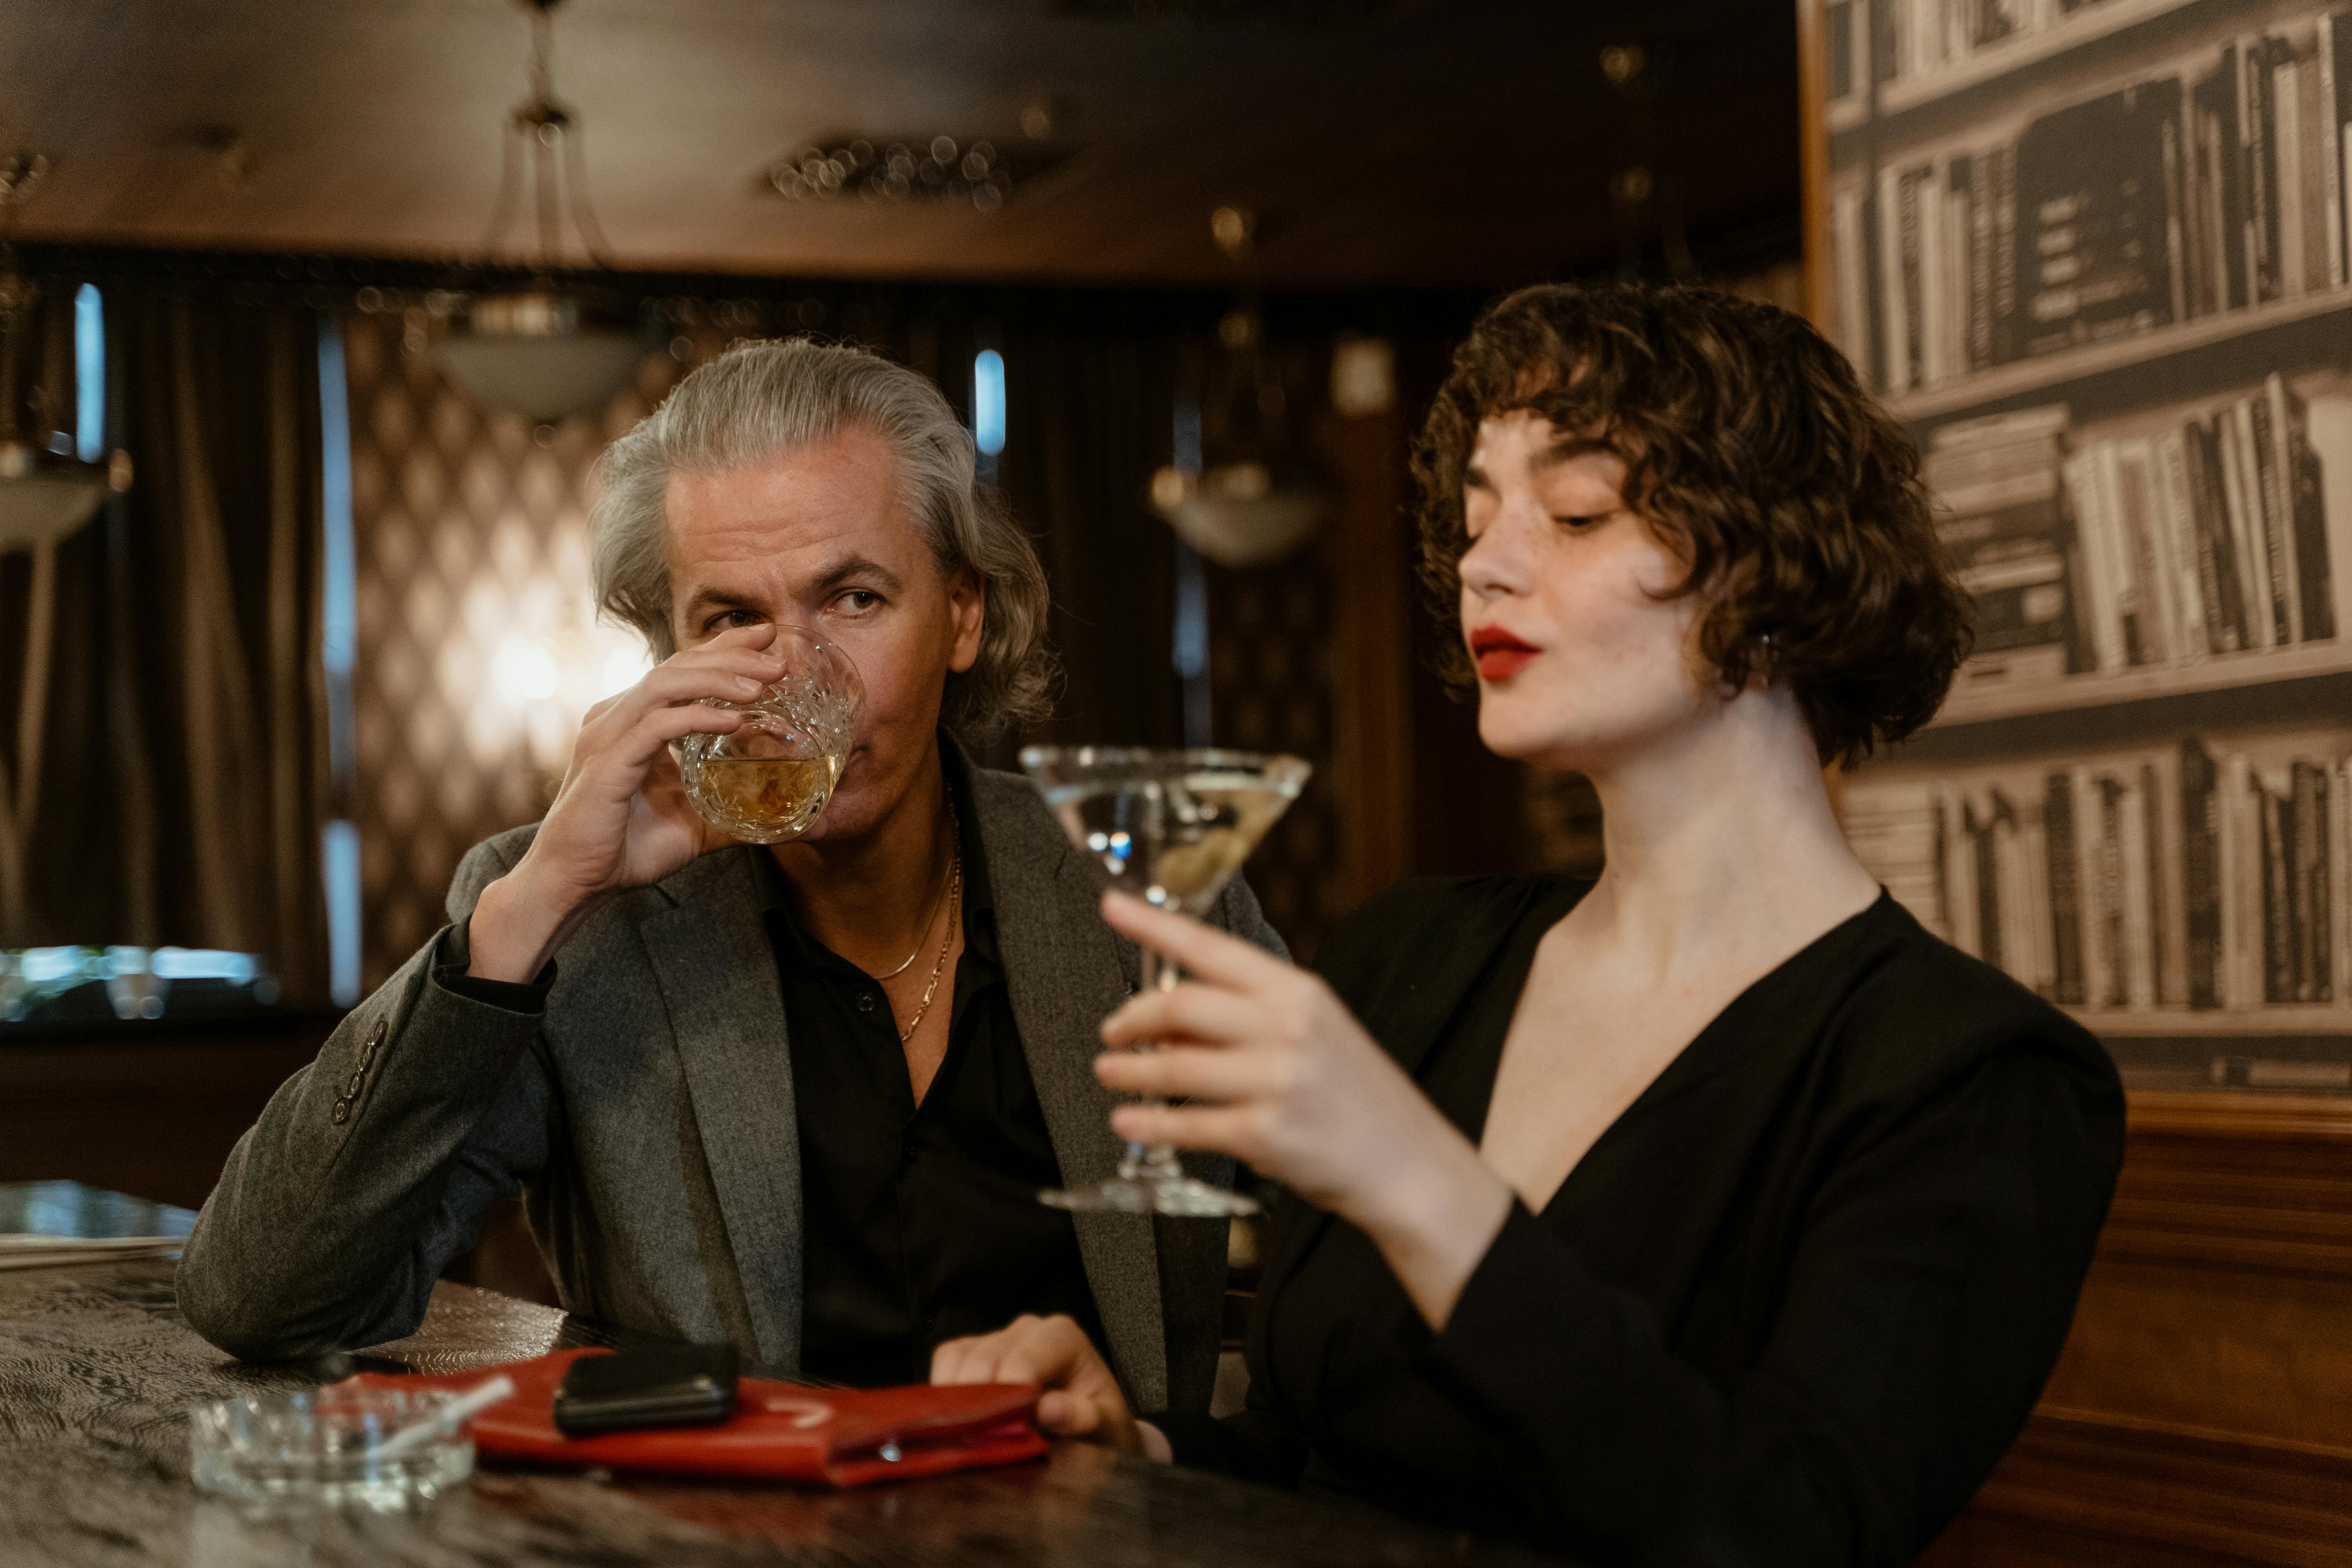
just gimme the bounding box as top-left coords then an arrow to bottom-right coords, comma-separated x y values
1459,410 -> 1715,772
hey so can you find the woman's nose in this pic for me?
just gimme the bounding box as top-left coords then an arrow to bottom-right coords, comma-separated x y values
1458,513 -> 1528,602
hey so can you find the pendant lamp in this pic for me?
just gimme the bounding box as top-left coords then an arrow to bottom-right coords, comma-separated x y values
432,0 -> 646,425
0,155 -> 125,553
1149,212 -> 1327,571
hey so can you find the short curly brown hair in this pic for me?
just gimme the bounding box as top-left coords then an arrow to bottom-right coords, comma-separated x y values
1412,281 -> 1973,770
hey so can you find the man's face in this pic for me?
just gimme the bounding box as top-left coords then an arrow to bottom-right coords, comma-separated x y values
664,426 -> 984,844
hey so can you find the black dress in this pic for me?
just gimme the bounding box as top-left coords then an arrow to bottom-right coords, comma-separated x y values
1154,876 -> 2125,1566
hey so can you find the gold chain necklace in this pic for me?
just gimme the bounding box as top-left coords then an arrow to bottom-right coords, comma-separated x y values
871,827 -> 958,980
895,830 -> 962,1045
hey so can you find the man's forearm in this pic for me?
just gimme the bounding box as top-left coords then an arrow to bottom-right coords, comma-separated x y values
175,940 -> 549,1360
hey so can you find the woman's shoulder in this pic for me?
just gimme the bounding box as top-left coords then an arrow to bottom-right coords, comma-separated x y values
1828,897 -> 2122,1118
1315,874 -> 1587,1010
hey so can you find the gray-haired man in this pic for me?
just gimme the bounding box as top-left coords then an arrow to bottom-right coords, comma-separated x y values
178,340 -> 1281,1416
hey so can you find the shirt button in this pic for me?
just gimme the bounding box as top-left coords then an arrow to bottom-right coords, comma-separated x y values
857,993 -> 877,1013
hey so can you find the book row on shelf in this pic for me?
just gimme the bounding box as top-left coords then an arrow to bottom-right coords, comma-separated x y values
1933,378 -> 2352,693
1847,727 -> 2352,1019
1832,5 -> 2352,397
1827,0 -> 2124,102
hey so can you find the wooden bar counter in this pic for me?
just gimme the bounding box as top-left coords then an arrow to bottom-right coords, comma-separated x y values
0,1244 -> 1557,1567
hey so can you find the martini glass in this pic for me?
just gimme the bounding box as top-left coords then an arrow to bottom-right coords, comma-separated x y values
1019,745 -> 1312,1217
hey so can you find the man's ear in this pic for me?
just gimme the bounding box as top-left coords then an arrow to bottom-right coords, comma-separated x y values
948,566 -> 987,675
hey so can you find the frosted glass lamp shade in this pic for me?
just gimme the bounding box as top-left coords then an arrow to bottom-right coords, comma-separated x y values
0,469 -> 107,552
432,329 -> 648,424
1149,461 -> 1326,568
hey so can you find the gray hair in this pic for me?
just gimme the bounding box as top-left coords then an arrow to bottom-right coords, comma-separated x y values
590,337 -> 1056,738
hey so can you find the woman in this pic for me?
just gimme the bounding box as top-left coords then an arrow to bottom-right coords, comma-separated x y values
935,283 -> 2125,1565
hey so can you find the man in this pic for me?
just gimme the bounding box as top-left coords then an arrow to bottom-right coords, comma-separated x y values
177,339 -> 1280,1416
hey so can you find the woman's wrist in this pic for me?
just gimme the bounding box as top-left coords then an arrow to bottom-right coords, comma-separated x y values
1347,1125 -> 1514,1333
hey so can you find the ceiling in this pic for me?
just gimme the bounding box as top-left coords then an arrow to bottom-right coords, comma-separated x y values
0,0 -> 1800,290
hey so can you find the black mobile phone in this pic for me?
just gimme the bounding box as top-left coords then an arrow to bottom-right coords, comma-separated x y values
552,1344 -> 740,1437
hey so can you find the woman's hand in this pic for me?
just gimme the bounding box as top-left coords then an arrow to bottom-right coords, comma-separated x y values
931,1314 -> 1170,1461
1096,892 -> 1514,1329
466,623 -> 785,982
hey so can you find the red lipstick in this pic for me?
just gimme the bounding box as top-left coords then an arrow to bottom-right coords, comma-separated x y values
1469,625 -> 1538,682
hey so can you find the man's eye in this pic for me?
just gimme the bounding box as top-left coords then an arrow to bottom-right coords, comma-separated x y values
838,590 -> 882,612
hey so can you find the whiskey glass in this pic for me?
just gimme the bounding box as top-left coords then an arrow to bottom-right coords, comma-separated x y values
679,626 -> 863,843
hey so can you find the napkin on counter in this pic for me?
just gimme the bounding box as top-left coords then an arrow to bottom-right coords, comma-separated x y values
0,1234 -> 185,1270
336,1348 -> 1048,1488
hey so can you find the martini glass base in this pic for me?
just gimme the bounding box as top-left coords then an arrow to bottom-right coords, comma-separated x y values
1040,1177 -> 1261,1218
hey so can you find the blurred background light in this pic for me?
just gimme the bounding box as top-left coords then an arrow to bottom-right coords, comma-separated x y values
493,636 -> 563,703
74,285 -> 103,462
601,643 -> 653,697
973,348 -> 1006,457
317,314 -> 362,1010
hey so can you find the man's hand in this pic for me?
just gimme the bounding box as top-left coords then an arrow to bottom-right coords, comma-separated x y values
931,1314 -> 1171,1461
466,623 -> 787,982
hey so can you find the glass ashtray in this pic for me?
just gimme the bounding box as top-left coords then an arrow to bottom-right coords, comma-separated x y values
189,1387 -> 475,1515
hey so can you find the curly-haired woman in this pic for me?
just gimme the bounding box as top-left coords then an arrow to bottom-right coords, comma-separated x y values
935,283 -> 2125,1566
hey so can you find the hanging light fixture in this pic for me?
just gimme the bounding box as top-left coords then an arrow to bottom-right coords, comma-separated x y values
0,155 -> 126,553
1148,209 -> 1327,570
431,0 -> 647,425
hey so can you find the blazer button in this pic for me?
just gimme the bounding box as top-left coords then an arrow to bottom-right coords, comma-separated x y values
857,993 -> 877,1013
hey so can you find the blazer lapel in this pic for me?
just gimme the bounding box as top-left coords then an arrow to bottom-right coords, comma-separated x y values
972,766 -> 1171,1412
637,848 -> 804,1376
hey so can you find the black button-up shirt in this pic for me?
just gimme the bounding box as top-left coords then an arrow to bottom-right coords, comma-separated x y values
751,754 -> 1108,1387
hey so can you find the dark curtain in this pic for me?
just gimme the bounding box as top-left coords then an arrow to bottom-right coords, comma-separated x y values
993,333 -> 1185,766
0,289 -> 330,1002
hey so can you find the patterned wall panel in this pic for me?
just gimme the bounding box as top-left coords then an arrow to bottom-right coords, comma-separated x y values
1209,556 -> 1344,961
342,313 -> 679,988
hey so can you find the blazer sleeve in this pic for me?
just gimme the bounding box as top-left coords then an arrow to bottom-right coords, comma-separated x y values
1207,873 -> 1290,963
1417,1035 -> 2122,1566
174,831 -> 561,1361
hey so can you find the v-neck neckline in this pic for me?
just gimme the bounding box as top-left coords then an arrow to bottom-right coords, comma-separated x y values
1451,887 -> 1900,1221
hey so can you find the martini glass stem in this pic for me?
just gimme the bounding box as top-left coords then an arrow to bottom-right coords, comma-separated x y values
1117,943 -> 1191,1187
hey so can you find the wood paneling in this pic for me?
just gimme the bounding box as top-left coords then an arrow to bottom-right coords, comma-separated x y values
0,1022 -> 332,1209
1934,1091 -> 2352,1565
0,1021 -> 558,1301
1328,396 -> 1414,910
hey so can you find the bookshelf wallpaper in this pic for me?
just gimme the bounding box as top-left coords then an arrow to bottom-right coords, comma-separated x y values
1818,0 -> 2352,1083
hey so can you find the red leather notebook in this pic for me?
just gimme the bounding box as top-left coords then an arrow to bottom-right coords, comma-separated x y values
335,1348 -> 1048,1488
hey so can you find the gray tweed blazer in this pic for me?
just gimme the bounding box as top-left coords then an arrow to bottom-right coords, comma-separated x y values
177,758 -> 1284,1414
